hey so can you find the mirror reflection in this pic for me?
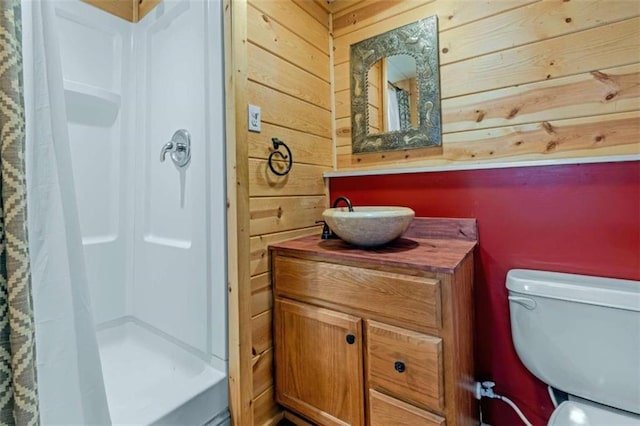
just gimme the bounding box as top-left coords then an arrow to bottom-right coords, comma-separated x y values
367,55 -> 418,134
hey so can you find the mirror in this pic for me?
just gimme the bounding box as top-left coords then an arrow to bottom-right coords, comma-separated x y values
367,55 -> 418,133
351,16 -> 441,154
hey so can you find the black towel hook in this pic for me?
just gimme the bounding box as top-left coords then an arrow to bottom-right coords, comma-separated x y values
268,137 -> 293,176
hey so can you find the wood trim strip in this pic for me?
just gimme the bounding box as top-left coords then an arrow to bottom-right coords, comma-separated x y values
138,0 -> 161,21
225,0 -> 253,424
81,0 -> 135,22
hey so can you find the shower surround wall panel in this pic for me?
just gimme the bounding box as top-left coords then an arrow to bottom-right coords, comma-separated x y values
132,0 -> 213,362
54,1 -> 228,424
55,2 -> 132,325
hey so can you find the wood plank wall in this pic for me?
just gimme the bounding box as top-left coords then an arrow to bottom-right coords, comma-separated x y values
245,0 -> 332,424
332,0 -> 640,171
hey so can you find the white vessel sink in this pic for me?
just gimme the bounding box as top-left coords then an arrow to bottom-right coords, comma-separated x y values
322,206 -> 415,247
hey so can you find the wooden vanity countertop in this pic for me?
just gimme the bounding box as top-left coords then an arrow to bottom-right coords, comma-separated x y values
269,217 -> 477,274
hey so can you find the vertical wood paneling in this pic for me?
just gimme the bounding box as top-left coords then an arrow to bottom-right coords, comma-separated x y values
332,0 -> 640,171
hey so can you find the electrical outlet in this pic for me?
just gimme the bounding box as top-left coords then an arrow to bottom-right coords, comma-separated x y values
248,104 -> 261,132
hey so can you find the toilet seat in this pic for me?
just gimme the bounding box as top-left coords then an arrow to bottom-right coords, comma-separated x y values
548,401 -> 640,426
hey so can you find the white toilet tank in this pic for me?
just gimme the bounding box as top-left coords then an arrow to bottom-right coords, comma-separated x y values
506,269 -> 640,415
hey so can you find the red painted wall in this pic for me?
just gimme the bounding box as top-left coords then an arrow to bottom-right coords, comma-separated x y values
329,161 -> 640,425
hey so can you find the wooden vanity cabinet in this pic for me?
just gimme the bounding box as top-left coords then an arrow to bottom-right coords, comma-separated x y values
271,218 -> 478,426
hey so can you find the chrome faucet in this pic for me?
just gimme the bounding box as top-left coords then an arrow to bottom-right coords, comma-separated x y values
160,141 -> 176,161
160,129 -> 191,168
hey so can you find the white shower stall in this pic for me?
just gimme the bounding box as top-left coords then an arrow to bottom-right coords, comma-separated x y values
49,1 -> 228,424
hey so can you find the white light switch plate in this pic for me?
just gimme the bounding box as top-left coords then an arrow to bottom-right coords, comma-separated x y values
248,104 -> 261,132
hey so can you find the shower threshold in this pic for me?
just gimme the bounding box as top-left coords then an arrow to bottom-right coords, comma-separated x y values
97,318 -> 228,425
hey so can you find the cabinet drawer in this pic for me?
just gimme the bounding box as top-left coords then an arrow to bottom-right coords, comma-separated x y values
369,389 -> 445,426
274,256 -> 441,331
366,321 -> 444,412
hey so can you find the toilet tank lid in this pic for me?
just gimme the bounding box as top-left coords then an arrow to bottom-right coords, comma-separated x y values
506,269 -> 640,312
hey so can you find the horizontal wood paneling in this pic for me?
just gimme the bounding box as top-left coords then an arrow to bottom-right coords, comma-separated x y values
439,0 -> 640,65
250,196 -> 326,236
249,0 -> 329,54
248,4 -> 330,81
334,62 -> 350,92
332,0 -> 640,171
442,64 -> 640,133
251,273 -> 272,317
249,81 -> 332,138
440,111 -> 640,160
253,387 -> 283,426
249,159 -> 329,197
332,0 -> 537,63
332,0 -> 432,37
250,227 -> 321,277
293,0 -> 330,28
440,17 -> 640,98
252,309 -> 273,356
338,111 -> 640,169
330,0 -> 366,15
248,122 -> 332,167
248,43 -> 331,111
247,1 -> 330,423
340,64 -> 640,136
336,117 -> 352,147
335,15 -> 640,97
314,0 -> 332,12
253,348 -> 274,398
335,89 -> 350,119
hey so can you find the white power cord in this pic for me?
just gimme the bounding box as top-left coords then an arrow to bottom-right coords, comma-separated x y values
475,381 -> 533,426
548,385 -> 559,408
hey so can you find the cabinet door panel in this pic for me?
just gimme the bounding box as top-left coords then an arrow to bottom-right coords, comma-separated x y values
275,299 -> 365,426
369,389 -> 445,426
367,321 -> 444,412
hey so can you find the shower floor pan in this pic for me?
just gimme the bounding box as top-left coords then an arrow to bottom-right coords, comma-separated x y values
97,319 -> 228,425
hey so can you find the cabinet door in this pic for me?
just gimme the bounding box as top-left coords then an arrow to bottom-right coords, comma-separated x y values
275,299 -> 365,426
